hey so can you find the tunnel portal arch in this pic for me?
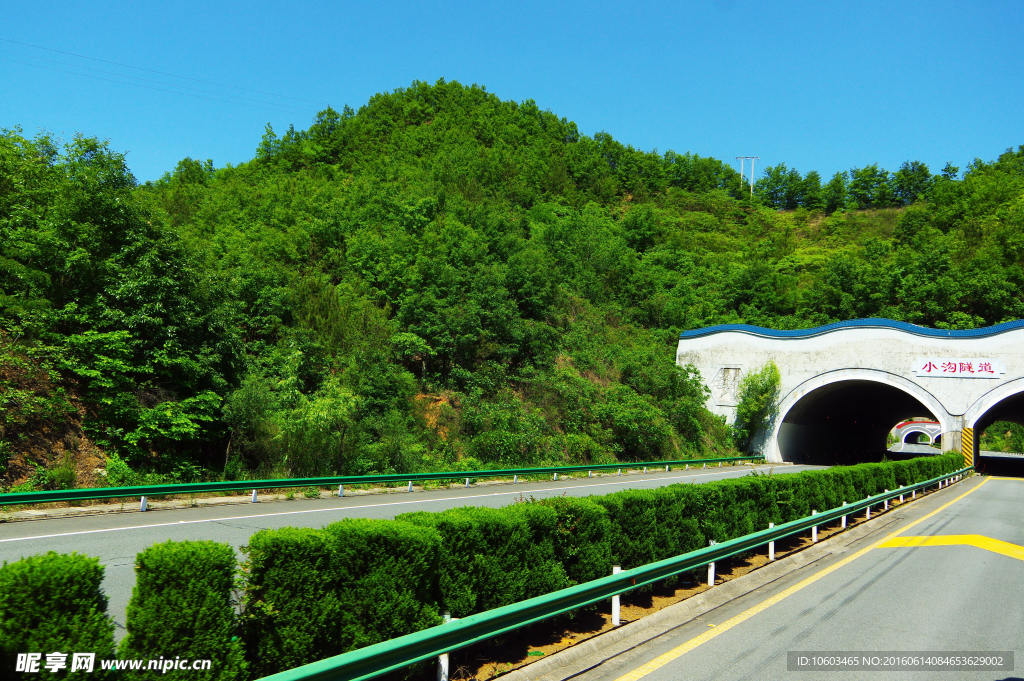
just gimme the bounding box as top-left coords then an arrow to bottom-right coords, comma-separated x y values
767,370 -> 951,464
962,379 -> 1024,468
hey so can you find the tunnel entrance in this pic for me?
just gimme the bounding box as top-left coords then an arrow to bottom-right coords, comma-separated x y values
974,390 -> 1024,477
777,380 -> 942,465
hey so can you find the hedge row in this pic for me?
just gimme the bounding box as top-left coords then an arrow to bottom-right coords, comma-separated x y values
0,454 -> 963,679
242,518 -> 443,678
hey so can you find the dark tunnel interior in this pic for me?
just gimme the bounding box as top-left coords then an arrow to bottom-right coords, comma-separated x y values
777,380 -> 940,465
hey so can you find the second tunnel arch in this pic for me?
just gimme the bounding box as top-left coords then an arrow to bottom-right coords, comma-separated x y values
765,369 -> 952,464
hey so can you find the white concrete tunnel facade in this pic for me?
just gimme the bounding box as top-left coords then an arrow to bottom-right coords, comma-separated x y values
675,319 -> 1024,465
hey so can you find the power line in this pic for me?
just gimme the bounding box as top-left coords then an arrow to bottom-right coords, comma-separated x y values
0,48 -> 316,115
0,57 -> 317,116
0,37 -> 330,107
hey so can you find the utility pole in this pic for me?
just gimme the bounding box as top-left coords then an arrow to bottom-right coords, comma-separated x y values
736,156 -> 759,198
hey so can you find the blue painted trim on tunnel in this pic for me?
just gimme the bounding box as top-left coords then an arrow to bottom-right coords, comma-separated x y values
678,318 -> 1024,340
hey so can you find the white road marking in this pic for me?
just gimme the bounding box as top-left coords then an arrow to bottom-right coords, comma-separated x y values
0,466 -> 795,544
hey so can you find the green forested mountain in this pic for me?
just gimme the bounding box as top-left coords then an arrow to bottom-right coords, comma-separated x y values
2,79 -> 1023,487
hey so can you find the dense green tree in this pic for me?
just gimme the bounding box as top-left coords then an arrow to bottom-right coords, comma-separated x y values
2,85 -> 1022,485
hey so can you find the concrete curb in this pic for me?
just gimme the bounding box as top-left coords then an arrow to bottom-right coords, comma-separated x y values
503,478 -> 971,681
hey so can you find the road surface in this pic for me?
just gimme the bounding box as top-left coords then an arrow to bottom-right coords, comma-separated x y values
561,475 -> 1023,681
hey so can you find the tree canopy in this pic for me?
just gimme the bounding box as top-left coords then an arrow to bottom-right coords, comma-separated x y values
2,79 -> 1022,485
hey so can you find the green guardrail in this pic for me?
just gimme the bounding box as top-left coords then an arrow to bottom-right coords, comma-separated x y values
258,466 -> 973,681
0,455 -> 765,507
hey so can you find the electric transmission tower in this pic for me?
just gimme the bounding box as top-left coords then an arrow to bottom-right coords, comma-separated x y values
736,156 -> 759,198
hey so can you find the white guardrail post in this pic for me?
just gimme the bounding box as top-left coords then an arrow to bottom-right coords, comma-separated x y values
865,496 -> 871,520
251,489 -> 258,503
611,566 -> 621,626
884,490 -> 889,511
437,612 -> 454,681
841,502 -> 847,529
140,496 -> 148,512
338,484 -> 344,497
408,481 -> 413,492
811,510 -> 818,542
707,540 -> 717,585
768,523 -> 775,561
899,486 -> 904,503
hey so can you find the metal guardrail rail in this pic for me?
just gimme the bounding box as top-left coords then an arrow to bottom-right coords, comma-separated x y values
0,456 -> 764,507
259,466 -> 973,681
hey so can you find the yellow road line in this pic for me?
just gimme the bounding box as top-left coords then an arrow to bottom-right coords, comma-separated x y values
612,478 -> 989,681
879,534 -> 1024,561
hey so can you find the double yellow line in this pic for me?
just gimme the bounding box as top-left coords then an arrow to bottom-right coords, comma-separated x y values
613,478 -> 991,681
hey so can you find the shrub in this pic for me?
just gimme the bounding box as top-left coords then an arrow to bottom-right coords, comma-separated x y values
592,486 -> 705,586
242,519 -> 442,678
0,552 -> 115,676
398,504 -> 570,617
732,361 -> 781,450
535,496 -> 611,585
120,541 -> 245,680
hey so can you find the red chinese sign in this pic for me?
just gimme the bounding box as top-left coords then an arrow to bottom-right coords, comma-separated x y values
912,358 -> 1005,378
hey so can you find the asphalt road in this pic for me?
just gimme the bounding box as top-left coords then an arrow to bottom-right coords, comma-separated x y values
570,475 -> 1024,681
0,463 -> 822,638
888,442 -> 941,455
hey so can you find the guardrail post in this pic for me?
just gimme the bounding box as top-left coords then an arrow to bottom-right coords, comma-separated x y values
643,467 -> 647,474
718,462 -> 722,468
140,496 -> 148,512
866,496 -> 871,520
884,490 -> 889,511
437,612 -> 451,681
703,463 -> 707,469
707,540 -> 717,585
841,502 -> 847,529
768,523 -> 775,561
618,469 -> 622,476
338,484 -> 344,497
251,489 -> 258,503
899,486 -> 904,503
465,478 -> 470,488
811,510 -> 818,542
611,566 -> 621,626
408,481 -> 414,492
553,473 -> 558,481
912,488 -> 916,499
685,464 -> 689,471
588,471 -> 592,478
665,465 -> 670,472
513,475 -> 518,484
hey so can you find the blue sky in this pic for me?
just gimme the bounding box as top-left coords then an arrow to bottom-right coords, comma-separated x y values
2,0 -> 1021,183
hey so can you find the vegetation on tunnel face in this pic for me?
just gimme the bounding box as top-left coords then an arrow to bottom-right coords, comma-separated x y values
1,78 -> 1022,485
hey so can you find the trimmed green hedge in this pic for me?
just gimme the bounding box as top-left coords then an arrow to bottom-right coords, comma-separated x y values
242,518 -> 442,678
398,503 -> 571,617
120,540 -> 246,680
591,453 -> 963,574
0,552 -> 115,677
